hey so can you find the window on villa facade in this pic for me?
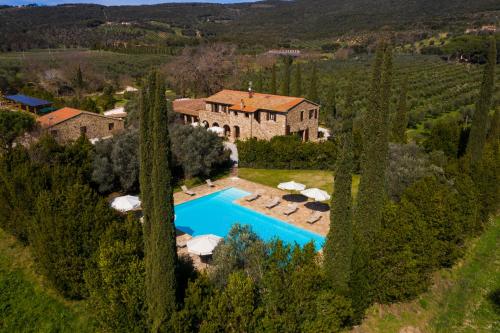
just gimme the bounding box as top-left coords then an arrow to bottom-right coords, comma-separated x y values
254,112 -> 260,123
80,126 -> 87,135
268,112 -> 276,121
50,129 -> 58,137
309,110 -> 314,119
315,109 -> 318,119
300,111 -> 304,121
234,111 -> 238,117
108,123 -> 114,131
211,104 -> 217,112
245,113 -> 250,118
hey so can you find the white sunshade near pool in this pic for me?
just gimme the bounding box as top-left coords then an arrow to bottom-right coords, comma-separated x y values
187,234 -> 223,256
111,195 -> 141,212
277,181 -> 306,191
301,188 -> 331,202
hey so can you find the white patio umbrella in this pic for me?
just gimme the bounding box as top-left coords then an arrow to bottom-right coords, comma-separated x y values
187,234 -> 223,256
111,195 -> 141,212
300,188 -> 331,202
277,181 -> 306,192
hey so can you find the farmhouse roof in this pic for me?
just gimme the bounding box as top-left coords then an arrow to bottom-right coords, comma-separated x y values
205,89 -> 313,113
173,98 -> 206,116
37,107 -> 123,128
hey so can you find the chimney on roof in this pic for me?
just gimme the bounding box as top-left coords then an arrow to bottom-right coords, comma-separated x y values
248,81 -> 253,98
240,99 -> 245,109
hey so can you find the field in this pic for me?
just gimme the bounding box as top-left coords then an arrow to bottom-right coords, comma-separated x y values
238,168 -> 360,196
352,216 -> 500,333
0,229 -> 94,332
251,55 -> 500,141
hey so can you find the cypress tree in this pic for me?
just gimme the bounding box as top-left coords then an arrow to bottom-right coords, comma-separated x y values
280,56 -> 293,96
391,77 -> 409,143
292,62 -> 302,97
75,65 -> 84,90
350,43 -> 393,320
308,62 -> 319,102
467,36 -> 497,165
140,72 -> 178,331
270,64 -> 278,95
324,92 -> 354,295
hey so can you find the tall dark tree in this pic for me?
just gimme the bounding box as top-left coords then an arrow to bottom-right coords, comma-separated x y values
351,43 -> 393,319
280,56 -> 293,96
308,62 -> 319,102
74,65 -> 84,91
324,102 -> 354,295
391,77 -> 409,143
466,36 -> 496,165
140,72 -> 178,331
292,62 -> 302,97
270,64 -> 277,95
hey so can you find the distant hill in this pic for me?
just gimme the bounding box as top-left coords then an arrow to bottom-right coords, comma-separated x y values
0,0 -> 499,51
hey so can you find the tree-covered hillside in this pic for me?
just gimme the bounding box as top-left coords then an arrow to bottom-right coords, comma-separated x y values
0,0 -> 499,51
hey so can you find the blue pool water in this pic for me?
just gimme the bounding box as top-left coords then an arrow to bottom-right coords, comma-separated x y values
175,187 -> 325,250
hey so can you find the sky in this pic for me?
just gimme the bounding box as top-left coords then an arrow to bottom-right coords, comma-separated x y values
1,0 -> 258,5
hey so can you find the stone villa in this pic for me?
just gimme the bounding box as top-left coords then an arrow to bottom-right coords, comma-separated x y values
37,107 -> 124,143
173,89 -> 320,141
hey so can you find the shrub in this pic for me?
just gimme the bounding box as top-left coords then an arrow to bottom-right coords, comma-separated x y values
30,183 -> 117,299
237,136 -> 337,170
85,217 -> 146,332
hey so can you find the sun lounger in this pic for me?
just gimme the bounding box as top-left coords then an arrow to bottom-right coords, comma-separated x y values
206,179 -> 216,187
245,190 -> 263,202
181,185 -> 195,196
307,212 -> 322,224
265,197 -> 281,209
283,204 -> 298,216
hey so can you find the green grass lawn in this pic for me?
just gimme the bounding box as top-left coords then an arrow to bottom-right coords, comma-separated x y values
354,216 -> 500,333
0,229 -> 95,333
238,168 -> 360,196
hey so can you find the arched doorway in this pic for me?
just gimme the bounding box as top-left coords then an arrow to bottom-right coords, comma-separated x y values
233,126 -> 240,139
212,122 -> 219,127
223,125 -> 231,137
202,121 -> 209,128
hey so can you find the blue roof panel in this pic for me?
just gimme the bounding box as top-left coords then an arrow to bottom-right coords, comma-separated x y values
5,94 -> 52,107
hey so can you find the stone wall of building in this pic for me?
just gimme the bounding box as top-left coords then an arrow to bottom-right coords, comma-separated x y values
199,108 -> 288,141
286,101 -> 320,141
48,113 -> 124,143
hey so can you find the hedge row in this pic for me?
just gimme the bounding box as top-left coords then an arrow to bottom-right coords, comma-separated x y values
237,136 -> 337,170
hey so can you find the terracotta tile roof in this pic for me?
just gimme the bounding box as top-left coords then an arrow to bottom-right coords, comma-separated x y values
37,107 -> 82,127
173,98 -> 206,117
205,90 -> 308,113
37,107 -> 124,128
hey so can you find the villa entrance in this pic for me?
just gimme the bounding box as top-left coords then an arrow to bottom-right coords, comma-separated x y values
223,125 -> 231,137
233,126 -> 240,139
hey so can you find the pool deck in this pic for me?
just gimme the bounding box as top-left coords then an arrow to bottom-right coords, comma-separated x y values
173,176 -> 330,237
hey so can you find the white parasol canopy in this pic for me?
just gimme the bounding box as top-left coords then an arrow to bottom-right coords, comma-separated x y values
187,234 -> 223,256
208,126 -> 224,135
111,195 -> 141,212
190,122 -> 201,127
300,188 -> 331,202
278,181 -> 306,191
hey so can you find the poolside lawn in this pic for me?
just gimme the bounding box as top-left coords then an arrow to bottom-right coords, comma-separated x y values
238,168 -> 360,197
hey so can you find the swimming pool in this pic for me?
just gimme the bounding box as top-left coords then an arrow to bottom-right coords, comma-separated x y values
175,187 -> 325,250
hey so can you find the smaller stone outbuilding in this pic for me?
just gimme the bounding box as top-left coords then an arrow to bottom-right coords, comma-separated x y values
37,107 -> 124,143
